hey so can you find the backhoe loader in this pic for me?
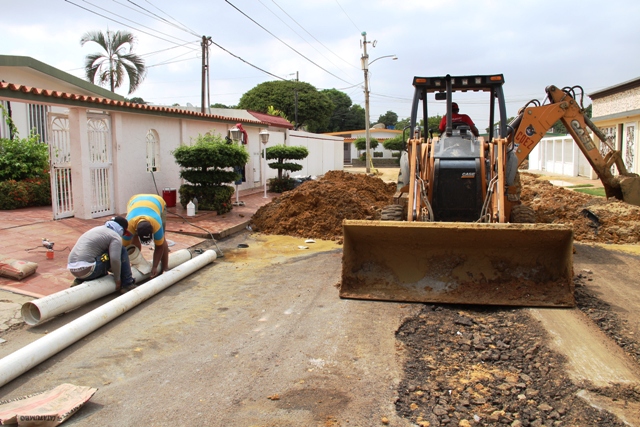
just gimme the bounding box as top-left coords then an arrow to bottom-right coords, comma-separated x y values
340,74 -> 640,307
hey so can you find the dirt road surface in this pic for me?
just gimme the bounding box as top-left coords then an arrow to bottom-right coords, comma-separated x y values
0,233 -> 419,426
1,170 -> 640,426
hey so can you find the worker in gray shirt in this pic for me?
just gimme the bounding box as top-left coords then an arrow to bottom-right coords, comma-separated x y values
67,216 -> 136,293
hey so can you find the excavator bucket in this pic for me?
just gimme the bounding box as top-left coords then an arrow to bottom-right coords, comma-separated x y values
340,220 -> 574,307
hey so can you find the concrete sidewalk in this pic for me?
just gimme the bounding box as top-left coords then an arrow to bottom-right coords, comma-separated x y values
0,190 -> 274,331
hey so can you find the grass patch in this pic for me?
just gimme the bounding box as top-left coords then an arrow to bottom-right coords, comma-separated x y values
574,187 -> 606,197
567,184 -> 594,188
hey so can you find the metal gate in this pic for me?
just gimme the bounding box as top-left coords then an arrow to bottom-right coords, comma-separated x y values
88,114 -> 114,218
48,114 -> 73,219
47,113 -> 114,219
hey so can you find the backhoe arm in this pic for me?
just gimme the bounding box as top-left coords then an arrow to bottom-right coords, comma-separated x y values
508,85 -> 640,205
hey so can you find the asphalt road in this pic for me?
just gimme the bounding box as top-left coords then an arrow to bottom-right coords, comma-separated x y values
0,232 -> 418,426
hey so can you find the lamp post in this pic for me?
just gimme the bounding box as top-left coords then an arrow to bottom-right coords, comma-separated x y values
361,31 -> 397,173
229,126 -> 244,206
259,129 -> 270,198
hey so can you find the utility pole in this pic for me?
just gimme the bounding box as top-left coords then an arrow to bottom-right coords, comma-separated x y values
361,32 -> 372,173
294,71 -> 299,130
200,36 -> 212,114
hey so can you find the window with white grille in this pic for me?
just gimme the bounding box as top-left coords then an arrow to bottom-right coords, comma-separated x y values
28,104 -> 49,142
146,129 -> 160,172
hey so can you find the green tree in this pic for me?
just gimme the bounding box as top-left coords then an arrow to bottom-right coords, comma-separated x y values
343,104 -> 366,130
172,132 -> 249,214
81,30 -> 146,94
377,110 -> 398,128
211,103 -> 231,108
126,97 -> 146,104
238,80 -> 333,132
353,137 -> 379,151
395,117 -> 410,131
427,115 -> 442,133
382,134 -> 403,152
266,145 -> 309,180
319,89 -> 353,132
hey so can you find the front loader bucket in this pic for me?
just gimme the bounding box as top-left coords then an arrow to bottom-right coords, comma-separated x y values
340,221 -> 574,307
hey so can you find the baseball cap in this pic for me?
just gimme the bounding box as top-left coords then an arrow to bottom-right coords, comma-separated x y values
451,102 -> 459,110
137,221 -> 154,244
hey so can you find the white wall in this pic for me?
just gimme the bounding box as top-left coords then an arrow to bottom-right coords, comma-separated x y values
527,135 -> 597,179
287,130 -> 343,176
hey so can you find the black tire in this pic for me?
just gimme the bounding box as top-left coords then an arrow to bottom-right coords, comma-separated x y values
510,204 -> 536,223
381,204 -> 404,221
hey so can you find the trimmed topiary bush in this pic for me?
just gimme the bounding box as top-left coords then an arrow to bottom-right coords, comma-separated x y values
172,132 -> 249,214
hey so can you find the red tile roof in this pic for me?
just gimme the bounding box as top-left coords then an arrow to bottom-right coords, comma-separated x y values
247,110 -> 294,129
0,82 -> 267,125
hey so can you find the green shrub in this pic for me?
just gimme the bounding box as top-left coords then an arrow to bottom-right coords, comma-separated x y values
0,174 -> 51,210
268,177 -> 296,193
353,137 -> 379,151
172,132 -> 249,214
373,152 -> 383,158
178,184 -> 234,214
0,132 -> 49,181
265,145 -> 309,180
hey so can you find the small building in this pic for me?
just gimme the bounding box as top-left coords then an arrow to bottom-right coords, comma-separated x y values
589,77 -> 640,175
324,124 -> 401,165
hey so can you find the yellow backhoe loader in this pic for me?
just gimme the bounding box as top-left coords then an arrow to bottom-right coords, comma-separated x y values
340,74 -> 640,307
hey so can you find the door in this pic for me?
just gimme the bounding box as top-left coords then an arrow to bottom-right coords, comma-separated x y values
88,114 -> 115,218
344,142 -> 352,164
48,114 -> 74,219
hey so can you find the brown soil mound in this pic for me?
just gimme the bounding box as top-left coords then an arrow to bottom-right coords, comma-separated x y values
250,169 -> 640,245
520,172 -> 640,244
250,170 -> 396,243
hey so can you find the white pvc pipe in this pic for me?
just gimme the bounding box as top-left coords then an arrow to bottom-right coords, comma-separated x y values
21,249 -> 193,326
0,250 -> 216,388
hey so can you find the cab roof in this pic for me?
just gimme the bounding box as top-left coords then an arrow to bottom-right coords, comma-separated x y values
412,74 -> 505,93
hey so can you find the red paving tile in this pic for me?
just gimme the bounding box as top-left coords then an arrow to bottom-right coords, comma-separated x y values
0,191 -> 273,298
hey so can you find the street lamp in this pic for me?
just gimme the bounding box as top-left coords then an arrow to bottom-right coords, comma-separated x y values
361,31 -> 397,173
259,129 -> 270,198
230,125 -> 245,206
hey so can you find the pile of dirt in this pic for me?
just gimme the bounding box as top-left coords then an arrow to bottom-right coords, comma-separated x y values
520,173 -> 640,244
250,170 -> 396,243
395,304 -> 634,426
250,169 -> 640,245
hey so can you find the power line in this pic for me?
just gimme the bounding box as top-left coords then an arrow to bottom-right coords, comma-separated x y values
334,0 -> 361,33
208,39 -> 285,81
66,0 -> 200,49
128,0 -> 200,37
269,0 -> 358,70
224,0 -> 355,86
257,0 -> 351,77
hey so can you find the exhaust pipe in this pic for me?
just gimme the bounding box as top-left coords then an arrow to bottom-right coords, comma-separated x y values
21,249 -> 193,326
0,250 -> 217,388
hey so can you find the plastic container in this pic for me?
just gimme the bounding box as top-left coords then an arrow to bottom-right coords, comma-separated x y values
162,188 -> 177,208
187,201 -> 195,217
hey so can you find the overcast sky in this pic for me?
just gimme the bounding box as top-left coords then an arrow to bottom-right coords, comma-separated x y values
2,0 -> 639,131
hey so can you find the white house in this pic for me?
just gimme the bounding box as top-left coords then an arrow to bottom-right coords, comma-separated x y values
0,55 -> 343,219
325,124 -> 402,165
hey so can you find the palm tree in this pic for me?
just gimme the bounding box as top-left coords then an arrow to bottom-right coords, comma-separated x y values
81,30 -> 146,95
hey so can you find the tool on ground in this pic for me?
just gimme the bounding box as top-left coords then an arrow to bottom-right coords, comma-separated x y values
341,74 -> 640,307
42,238 -> 54,259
